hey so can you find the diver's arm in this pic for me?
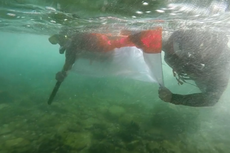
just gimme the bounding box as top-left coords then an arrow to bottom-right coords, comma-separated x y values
63,51 -> 76,72
159,88 -> 224,107
160,75 -> 229,107
170,92 -> 220,107
56,49 -> 76,82
173,66 -> 230,107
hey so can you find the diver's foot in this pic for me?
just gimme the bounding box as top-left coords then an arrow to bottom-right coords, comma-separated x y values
56,71 -> 67,82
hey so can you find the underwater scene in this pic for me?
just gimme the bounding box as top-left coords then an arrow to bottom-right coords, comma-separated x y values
1,0 -> 230,153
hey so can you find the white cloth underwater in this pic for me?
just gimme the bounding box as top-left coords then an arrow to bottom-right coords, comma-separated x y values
71,47 -> 164,85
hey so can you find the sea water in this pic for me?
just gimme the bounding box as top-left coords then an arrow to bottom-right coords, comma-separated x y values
0,0 -> 230,153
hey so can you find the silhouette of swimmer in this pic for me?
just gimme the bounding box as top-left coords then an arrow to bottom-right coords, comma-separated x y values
47,29 -> 162,104
159,29 -> 230,107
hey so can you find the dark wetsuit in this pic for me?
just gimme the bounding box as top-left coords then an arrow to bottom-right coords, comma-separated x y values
55,33 -> 106,79
163,29 -> 230,107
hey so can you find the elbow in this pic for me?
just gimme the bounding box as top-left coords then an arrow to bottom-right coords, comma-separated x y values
202,98 -> 219,107
206,101 -> 218,107
200,92 -> 222,107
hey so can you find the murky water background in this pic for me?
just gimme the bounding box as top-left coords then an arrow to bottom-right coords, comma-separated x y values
0,0 -> 230,153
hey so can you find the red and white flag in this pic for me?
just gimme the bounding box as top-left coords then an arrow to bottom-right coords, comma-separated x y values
71,27 -> 164,86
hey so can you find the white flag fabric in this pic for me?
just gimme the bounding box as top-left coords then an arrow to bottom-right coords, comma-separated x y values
71,46 -> 164,86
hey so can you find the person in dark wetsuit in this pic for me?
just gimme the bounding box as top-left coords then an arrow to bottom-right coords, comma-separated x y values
159,29 -> 230,107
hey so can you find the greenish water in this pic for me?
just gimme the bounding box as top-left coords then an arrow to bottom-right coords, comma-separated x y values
1,0 -> 230,153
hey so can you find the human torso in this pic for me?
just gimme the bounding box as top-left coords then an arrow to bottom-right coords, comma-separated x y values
164,29 -> 230,92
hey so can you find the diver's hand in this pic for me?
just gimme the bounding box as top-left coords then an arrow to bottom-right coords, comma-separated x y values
59,46 -> 66,54
56,71 -> 67,82
158,87 -> 172,102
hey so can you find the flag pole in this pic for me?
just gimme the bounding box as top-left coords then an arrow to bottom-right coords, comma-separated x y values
159,52 -> 165,87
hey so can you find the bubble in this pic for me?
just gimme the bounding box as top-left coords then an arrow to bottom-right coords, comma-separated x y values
142,2 -> 148,6
50,20 -> 56,23
7,13 -> 16,17
156,10 -> 165,13
136,11 -> 143,14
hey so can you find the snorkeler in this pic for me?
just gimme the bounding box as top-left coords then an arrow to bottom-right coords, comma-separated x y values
159,29 -> 230,107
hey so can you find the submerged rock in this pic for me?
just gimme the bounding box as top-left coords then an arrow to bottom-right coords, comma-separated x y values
97,105 -> 108,115
146,140 -> 182,153
126,140 -> 143,151
91,123 -> 109,140
37,134 -> 72,153
146,141 -> 162,153
118,114 -> 134,125
83,117 -> 99,129
108,105 -> 125,119
4,138 -> 30,148
118,121 -> 140,142
64,132 -> 91,151
89,142 -> 116,153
